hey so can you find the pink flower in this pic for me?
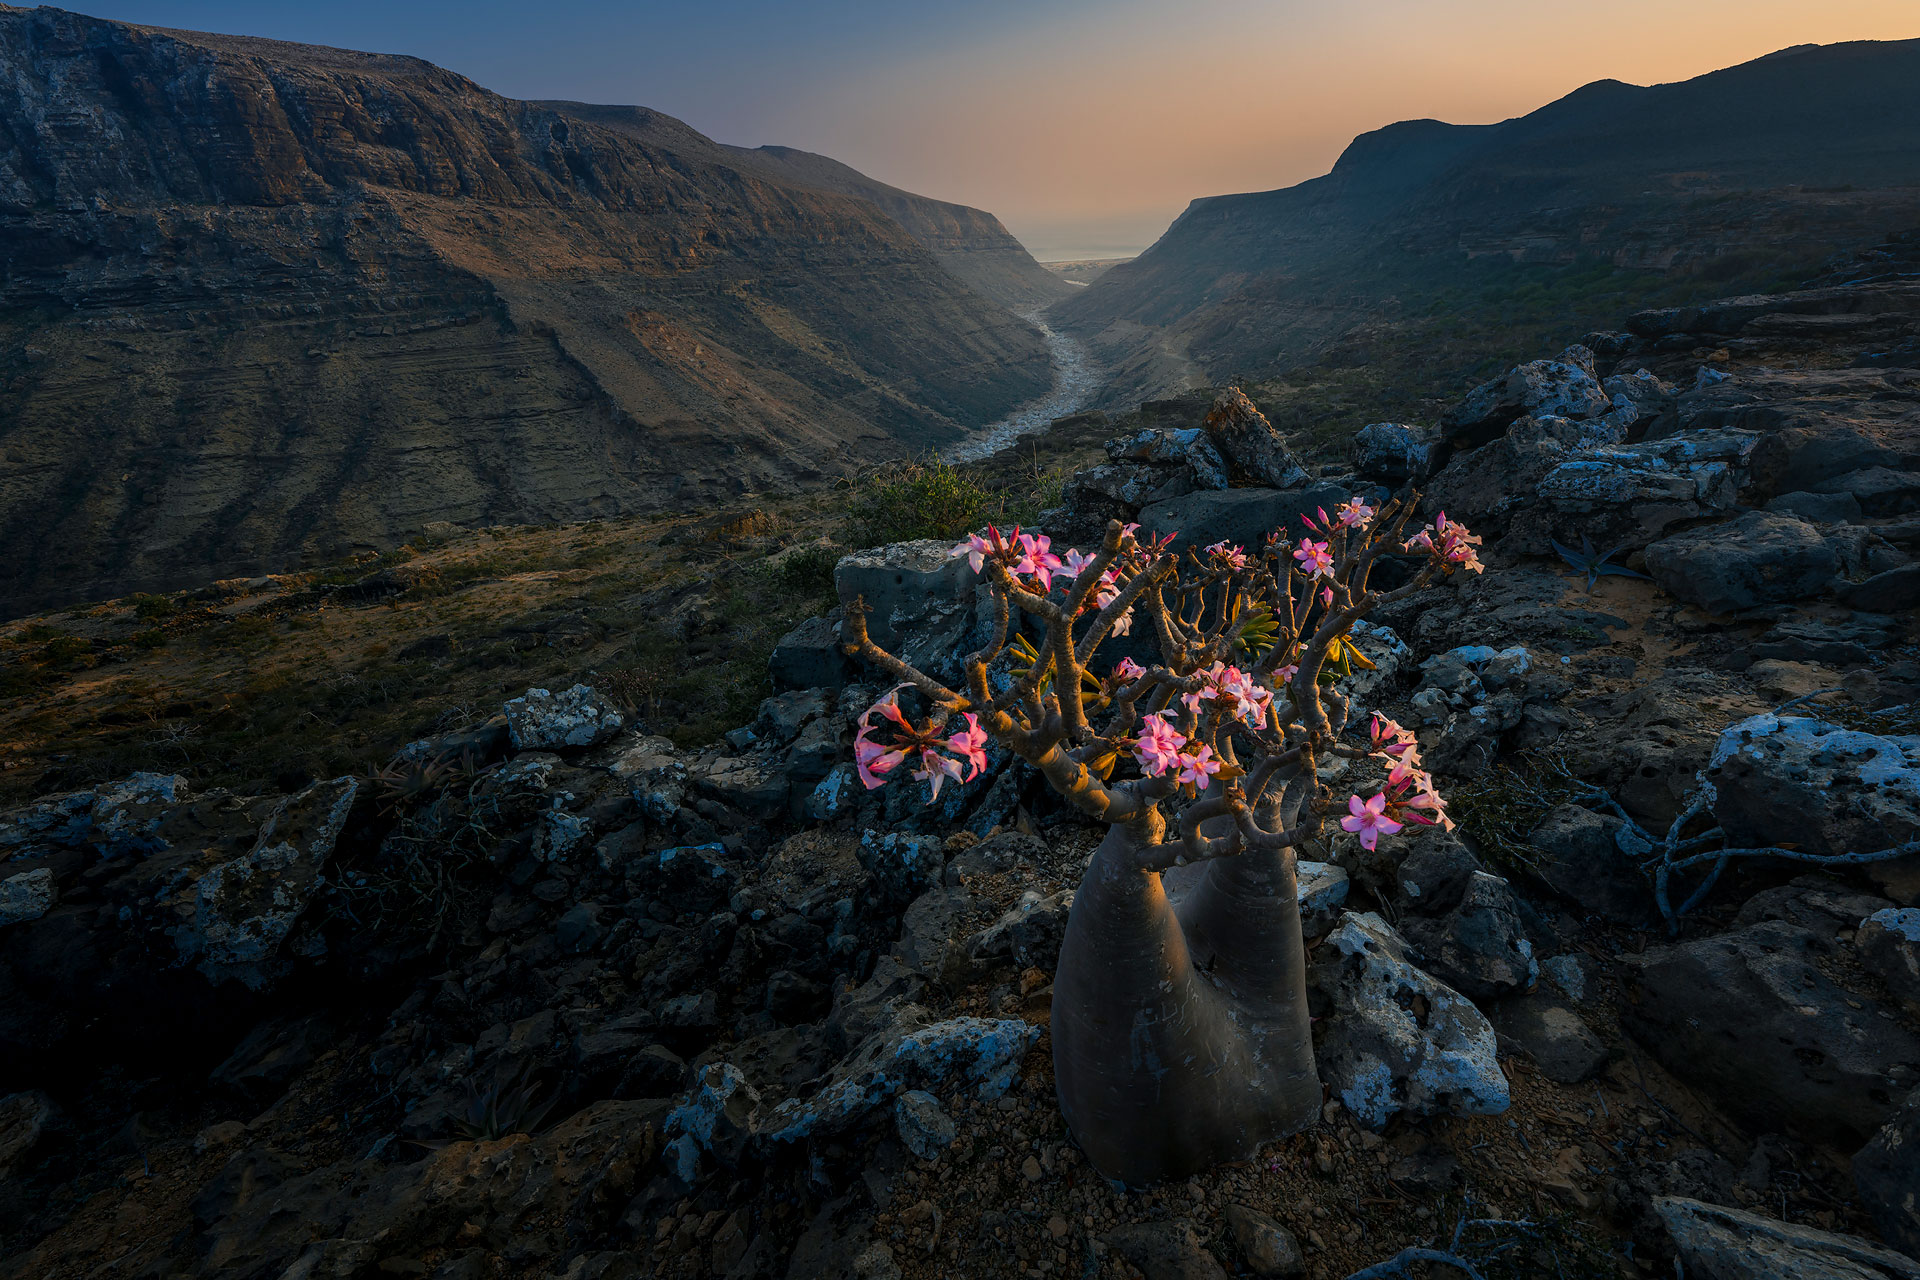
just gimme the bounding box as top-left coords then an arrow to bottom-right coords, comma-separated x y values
1113,657 -> 1146,681
1320,586 -> 1335,608
1341,792 -> 1404,851
945,713 -> 988,779
1221,668 -> 1273,727
1334,498 -> 1375,530
1176,743 -> 1223,791
952,530 -> 994,574
1015,532 -> 1064,591
913,750 -> 966,802
1273,662 -> 1298,685
1293,539 -> 1333,579
1133,714 -> 1187,777
1367,713 -> 1419,762
1403,530 -> 1434,554
1204,541 -> 1249,570
1301,506 -> 1331,534
1060,548 -> 1097,579
854,690 -> 914,789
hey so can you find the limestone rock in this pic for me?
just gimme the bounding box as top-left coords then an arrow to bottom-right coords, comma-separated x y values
1646,511 -> 1839,614
1315,912 -> 1510,1130
1223,1203 -> 1306,1277
892,1090 -> 956,1161
503,684 -> 625,751
0,868 -> 55,928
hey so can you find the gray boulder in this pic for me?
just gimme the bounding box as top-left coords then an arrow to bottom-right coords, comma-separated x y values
1842,565 -> 1920,614
1314,912 -> 1510,1130
1442,345 -> 1612,449
1813,467 -> 1920,518
1350,422 -> 1434,483
1854,1088 -> 1920,1263
1135,482 -> 1357,556
0,868 -> 54,928
1654,1196 -> 1920,1279
1102,1219 -> 1229,1280
835,540 -> 981,684
1705,714 -> 1920,859
769,613 -> 852,692
1646,511 -> 1839,614
1400,870 -> 1538,1004
1770,491 -> 1865,524
892,1090 -> 957,1161
1527,802 -> 1652,923
1626,920 -> 1920,1146
1203,387 -> 1310,489
1223,1204 -> 1305,1277
503,684 -> 624,750
175,777 -> 360,989
967,888 -> 1074,970
1490,993 -> 1609,1084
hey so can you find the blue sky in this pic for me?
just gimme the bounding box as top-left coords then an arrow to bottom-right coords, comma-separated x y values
66,0 -> 1920,260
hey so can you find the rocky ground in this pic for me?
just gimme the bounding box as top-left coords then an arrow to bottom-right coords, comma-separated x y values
4,236 -> 1920,1279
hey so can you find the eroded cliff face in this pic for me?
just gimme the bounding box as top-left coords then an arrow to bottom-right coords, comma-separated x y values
0,7 -> 1052,615
536,103 -> 1073,312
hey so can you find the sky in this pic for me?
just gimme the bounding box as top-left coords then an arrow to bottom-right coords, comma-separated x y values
70,0 -> 1920,261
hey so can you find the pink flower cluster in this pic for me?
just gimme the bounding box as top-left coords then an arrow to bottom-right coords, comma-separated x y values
854,688 -> 989,801
1203,541 -> 1250,571
1179,661 -> 1274,728
952,525 -> 1065,591
1339,714 -> 1452,850
1131,714 -> 1225,790
1404,511 -> 1484,574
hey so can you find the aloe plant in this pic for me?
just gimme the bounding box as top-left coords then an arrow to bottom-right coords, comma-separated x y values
1551,535 -> 1649,590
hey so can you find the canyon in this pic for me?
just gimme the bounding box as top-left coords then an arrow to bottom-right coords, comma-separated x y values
0,6 -> 1058,616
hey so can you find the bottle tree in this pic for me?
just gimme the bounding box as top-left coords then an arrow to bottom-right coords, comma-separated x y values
844,498 -> 1483,1184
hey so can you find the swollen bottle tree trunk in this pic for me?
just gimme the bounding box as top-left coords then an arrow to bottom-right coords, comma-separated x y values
843,499 -> 1484,1184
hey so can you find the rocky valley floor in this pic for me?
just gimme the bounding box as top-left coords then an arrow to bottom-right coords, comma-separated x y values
4,238 -> 1920,1280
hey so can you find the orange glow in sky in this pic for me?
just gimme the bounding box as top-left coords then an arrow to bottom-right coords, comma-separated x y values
782,0 -> 1920,259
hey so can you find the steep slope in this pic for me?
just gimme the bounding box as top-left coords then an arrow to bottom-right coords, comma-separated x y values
1057,38 -> 1920,404
0,6 -> 1052,616
538,101 -> 1072,311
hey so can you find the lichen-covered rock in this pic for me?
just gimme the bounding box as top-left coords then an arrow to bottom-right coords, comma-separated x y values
807,763 -> 860,822
1203,387 -> 1310,489
1350,422 -> 1433,483
1705,714 -> 1920,862
769,612 -> 853,692
502,684 -> 624,750
892,1089 -> 957,1161
0,867 -> 55,928
968,888 -> 1074,969
1315,912 -> 1510,1130
835,539 -> 982,685
692,754 -> 789,820
175,777 -> 359,989
1645,511 -> 1839,614
1859,909 -> 1920,1011
632,844 -> 736,915
1441,345 -> 1612,449
0,771 -> 189,859
1853,1088 -> 1920,1263
1654,1196 -> 1920,1280
665,1064 -> 759,1181
858,830 -> 945,907
756,1014 -> 1039,1144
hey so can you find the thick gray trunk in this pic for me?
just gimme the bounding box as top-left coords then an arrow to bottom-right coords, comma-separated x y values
1051,821 -> 1321,1184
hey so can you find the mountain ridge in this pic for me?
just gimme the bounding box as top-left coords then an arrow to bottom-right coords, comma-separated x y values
1057,37 -> 1920,405
0,5 -> 1055,616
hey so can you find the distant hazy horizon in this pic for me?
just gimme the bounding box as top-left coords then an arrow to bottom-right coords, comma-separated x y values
67,0 -> 1920,261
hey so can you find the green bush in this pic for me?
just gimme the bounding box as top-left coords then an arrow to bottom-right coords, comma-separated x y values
847,456 -> 994,547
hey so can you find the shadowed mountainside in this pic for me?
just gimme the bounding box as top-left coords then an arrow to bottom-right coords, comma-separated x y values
0,6 -> 1054,617
537,102 -> 1072,312
1056,38 -> 1920,406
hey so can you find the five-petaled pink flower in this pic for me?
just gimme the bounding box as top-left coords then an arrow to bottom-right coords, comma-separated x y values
1133,714 -> 1187,777
1015,532 -> 1065,591
1294,539 -> 1334,578
1341,792 -> 1404,851
1177,743 -> 1223,790
945,713 -> 988,778
1060,548 -> 1098,580
953,529 -> 995,574
1334,498 -> 1375,530
854,688 -> 914,789
1112,657 -> 1146,681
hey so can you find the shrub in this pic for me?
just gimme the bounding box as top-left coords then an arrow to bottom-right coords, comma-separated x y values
847,501 -> 1484,1184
